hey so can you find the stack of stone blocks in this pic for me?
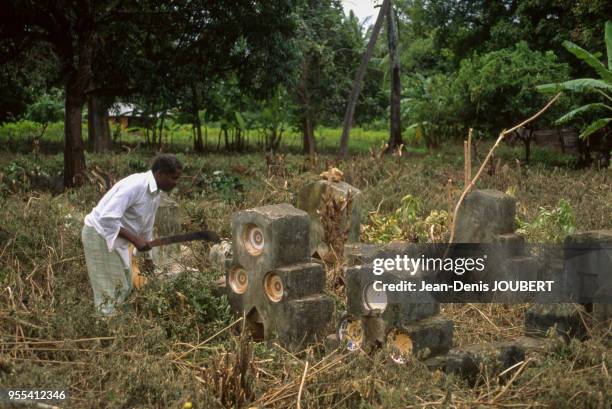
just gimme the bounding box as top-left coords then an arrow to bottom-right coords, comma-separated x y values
225,203 -> 334,351
296,178 -> 363,258
343,242 -> 454,360
455,188 -> 543,296
152,191 -> 182,273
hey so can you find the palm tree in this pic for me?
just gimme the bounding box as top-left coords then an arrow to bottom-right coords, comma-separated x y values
537,21 -> 612,140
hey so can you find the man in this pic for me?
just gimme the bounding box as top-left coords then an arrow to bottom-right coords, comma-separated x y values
82,154 -> 182,314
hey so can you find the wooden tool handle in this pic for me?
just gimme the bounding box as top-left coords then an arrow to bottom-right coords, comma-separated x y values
148,230 -> 221,248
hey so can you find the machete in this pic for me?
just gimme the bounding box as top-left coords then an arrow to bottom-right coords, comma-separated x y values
147,230 -> 221,248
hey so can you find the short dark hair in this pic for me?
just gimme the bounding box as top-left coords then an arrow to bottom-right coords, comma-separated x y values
151,154 -> 183,174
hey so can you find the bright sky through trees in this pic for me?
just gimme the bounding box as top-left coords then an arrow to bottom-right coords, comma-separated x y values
341,0 -> 377,26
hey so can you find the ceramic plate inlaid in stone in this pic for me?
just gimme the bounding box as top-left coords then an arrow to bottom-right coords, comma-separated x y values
362,281 -> 388,313
229,267 -> 249,294
243,224 -> 265,256
264,272 -> 283,302
387,330 -> 413,364
337,316 -> 364,352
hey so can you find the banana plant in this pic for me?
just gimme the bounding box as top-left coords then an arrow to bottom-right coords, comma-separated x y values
537,21 -> 612,139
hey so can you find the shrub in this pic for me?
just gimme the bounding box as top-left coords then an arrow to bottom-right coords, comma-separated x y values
517,199 -> 576,243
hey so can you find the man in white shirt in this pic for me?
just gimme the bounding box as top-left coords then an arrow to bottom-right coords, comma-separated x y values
82,154 -> 182,315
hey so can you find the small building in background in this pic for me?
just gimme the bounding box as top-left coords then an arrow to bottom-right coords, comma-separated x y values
108,103 -> 154,129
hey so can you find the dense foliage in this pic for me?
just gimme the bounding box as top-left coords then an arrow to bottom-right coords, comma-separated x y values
1,1 -> 611,181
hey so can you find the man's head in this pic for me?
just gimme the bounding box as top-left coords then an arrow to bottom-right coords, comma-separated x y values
151,154 -> 183,192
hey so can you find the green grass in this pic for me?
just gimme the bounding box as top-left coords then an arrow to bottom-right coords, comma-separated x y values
0,120 -> 413,154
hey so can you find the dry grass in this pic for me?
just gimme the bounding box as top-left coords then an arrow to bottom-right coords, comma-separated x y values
0,145 -> 611,408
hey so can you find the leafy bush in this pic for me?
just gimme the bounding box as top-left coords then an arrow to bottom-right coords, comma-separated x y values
517,199 -> 576,243
191,170 -> 245,202
134,271 -> 232,341
0,158 -> 63,196
453,42 -> 571,136
363,195 -> 449,243
26,89 -> 64,137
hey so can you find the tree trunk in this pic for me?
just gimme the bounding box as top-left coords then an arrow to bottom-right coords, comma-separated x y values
194,118 -> 203,152
338,0 -> 390,159
157,112 -> 165,150
61,28 -> 93,188
524,136 -> 531,164
302,113 -> 316,157
191,85 -> 204,153
386,2 -> 403,152
87,95 -> 112,152
64,85 -> 87,187
204,125 -> 208,149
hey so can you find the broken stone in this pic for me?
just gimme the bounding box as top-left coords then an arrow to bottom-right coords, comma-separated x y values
209,240 -> 232,270
392,315 -> 454,358
324,333 -> 341,353
227,204 -> 332,350
296,179 -> 362,257
455,189 -> 516,243
524,303 -> 588,340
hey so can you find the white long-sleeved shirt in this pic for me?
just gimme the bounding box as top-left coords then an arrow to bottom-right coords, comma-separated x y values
84,170 -> 161,268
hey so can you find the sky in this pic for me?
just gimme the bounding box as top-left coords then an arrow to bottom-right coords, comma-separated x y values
341,0 -> 379,26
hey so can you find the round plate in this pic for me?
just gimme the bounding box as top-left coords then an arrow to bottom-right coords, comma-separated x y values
387,330 -> 413,364
228,267 -> 249,294
362,281 -> 388,313
337,316 -> 364,352
264,272 -> 283,302
243,224 -> 264,256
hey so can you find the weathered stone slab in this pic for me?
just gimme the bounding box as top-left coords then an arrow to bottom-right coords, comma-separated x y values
455,189 -> 516,243
494,233 -> 525,256
345,264 -> 439,325
266,295 -> 335,351
227,204 -> 332,350
231,203 -> 310,273
296,179 -> 362,256
564,230 -> 612,309
427,341 -> 525,385
344,243 -> 384,267
524,303 -> 588,340
152,192 -> 181,271
271,262 -> 326,301
393,315 -> 454,358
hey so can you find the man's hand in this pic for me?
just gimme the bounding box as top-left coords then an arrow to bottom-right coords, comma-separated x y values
134,237 -> 152,252
119,227 -> 151,252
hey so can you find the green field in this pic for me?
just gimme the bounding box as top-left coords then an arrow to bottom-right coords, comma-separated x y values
0,120 -> 432,156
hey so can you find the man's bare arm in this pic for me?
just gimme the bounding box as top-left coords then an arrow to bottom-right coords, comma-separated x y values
119,227 -> 151,251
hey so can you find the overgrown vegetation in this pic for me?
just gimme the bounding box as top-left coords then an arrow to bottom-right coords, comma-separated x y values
1,145 -> 610,408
